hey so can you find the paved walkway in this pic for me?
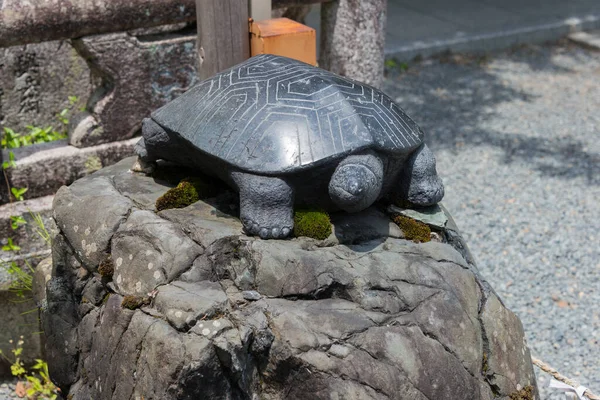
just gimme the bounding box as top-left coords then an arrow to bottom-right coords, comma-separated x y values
386,0 -> 600,59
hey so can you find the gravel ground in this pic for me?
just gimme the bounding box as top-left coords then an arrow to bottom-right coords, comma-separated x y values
384,40 -> 599,399
0,380 -> 18,399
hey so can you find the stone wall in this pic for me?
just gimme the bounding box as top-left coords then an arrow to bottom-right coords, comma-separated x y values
0,41 -> 90,132
0,25 -> 198,208
69,28 -> 198,147
0,25 -> 198,146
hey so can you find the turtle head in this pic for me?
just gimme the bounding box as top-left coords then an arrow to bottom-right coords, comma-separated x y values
328,152 -> 384,213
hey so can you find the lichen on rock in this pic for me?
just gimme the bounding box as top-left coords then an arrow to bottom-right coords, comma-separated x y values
293,209 -> 332,240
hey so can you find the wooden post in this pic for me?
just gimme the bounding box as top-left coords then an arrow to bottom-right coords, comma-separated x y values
196,0 -> 250,80
320,0 -> 387,88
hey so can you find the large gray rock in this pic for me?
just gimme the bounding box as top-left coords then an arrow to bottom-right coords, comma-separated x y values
42,157 -> 539,399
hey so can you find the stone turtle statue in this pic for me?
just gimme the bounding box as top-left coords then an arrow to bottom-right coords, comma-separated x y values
134,54 -> 444,239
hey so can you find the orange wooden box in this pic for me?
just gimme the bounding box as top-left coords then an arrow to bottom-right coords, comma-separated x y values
250,17 -> 317,65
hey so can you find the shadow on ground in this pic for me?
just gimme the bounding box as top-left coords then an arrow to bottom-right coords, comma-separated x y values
383,41 -> 600,185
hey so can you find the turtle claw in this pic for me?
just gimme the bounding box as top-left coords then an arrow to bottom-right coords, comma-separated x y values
242,219 -> 293,239
259,228 -> 270,239
131,156 -> 156,174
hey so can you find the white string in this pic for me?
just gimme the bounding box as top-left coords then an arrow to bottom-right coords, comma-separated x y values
550,378 -> 588,400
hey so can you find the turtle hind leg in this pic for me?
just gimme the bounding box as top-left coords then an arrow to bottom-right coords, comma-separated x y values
231,172 -> 294,239
396,144 -> 444,206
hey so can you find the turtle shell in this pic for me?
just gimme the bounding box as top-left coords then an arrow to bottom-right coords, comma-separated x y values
151,54 -> 423,174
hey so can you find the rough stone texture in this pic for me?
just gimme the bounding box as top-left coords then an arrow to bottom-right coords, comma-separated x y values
70,30 -> 198,146
0,0 -> 195,48
0,40 -> 90,132
52,174 -> 133,269
32,256 -> 53,308
320,0 -> 387,88
0,27 -> 198,156
111,210 -> 202,295
41,156 -> 538,399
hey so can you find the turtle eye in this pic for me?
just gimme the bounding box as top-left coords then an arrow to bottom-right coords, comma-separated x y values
346,177 -> 362,196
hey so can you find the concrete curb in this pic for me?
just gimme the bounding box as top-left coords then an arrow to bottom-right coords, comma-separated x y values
385,13 -> 600,60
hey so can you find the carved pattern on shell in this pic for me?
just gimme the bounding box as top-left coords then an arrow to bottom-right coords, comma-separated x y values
152,54 -> 423,173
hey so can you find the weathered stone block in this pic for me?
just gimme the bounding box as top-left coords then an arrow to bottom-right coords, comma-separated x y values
69,29 -> 198,147
0,27 -> 198,153
41,157 -> 539,399
1,137 -> 137,205
0,291 -> 44,377
0,40 -> 90,132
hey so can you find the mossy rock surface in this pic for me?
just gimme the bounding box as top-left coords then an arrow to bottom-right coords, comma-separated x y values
293,209 -> 332,240
98,258 -> 114,277
509,385 -> 535,400
155,177 -> 219,211
392,214 -> 431,243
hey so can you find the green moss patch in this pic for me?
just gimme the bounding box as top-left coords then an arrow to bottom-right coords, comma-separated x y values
98,257 -> 114,277
155,177 -> 219,211
294,209 -> 332,240
121,295 -> 150,310
509,385 -> 535,400
392,214 -> 431,243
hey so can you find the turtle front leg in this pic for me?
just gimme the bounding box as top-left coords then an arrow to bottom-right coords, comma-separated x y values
131,138 -> 155,174
231,172 -> 294,239
396,144 -> 444,206
131,118 -> 170,174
